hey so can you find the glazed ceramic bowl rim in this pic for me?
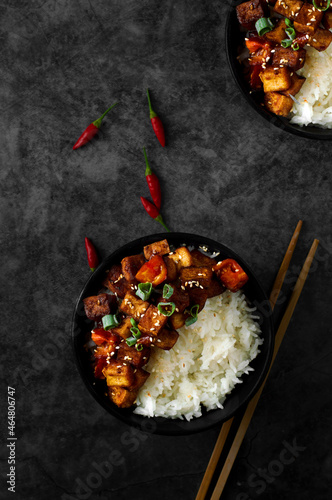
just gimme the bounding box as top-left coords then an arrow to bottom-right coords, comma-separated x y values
225,0 -> 332,140
72,232 -> 274,435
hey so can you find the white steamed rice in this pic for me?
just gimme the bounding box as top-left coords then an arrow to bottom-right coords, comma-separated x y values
134,291 -> 263,421
290,41 -> 332,128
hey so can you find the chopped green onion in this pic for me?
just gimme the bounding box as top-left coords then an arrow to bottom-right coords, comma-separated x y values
281,38 -> 293,48
136,282 -> 153,301
136,343 -> 143,351
126,336 -> 137,347
130,317 -> 137,327
190,304 -> 200,317
292,42 -> 299,51
313,0 -> 330,11
285,18 -> 293,28
157,302 -> 176,316
255,17 -> 274,36
102,314 -> 120,330
185,316 -> 198,327
285,27 -> 296,40
130,327 -> 141,339
162,283 -> 174,300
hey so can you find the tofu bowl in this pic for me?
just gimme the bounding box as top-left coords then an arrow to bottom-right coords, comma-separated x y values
226,0 -> 332,139
72,233 -> 274,435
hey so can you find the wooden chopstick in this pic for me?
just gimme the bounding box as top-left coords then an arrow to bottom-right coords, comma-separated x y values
195,221 -> 303,500
210,238 -> 319,500
269,220 -> 303,311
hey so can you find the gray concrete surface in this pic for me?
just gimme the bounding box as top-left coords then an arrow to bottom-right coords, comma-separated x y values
1,1 -> 331,499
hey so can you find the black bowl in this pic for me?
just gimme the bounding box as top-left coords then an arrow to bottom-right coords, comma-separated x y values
225,0 -> 332,140
72,233 -> 274,435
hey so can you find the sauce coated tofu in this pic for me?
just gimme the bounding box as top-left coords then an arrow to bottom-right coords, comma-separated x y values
162,285 -> 190,313
294,3 -> 323,34
308,28 -> 332,52
265,19 -> 287,44
153,328 -> 179,350
164,255 -> 178,281
169,311 -> 188,330
236,0 -> 267,30
116,342 -> 151,368
180,266 -> 213,289
273,0 -> 303,20
121,254 -> 145,282
272,46 -> 306,71
108,387 -> 138,408
167,246 -> 192,271
264,92 -> 294,117
103,361 -> 135,388
138,304 -> 168,336
190,249 -> 217,268
119,292 -> 149,321
143,239 -> 170,260
130,368 -> 150,391
112,317 -> 132,339
83,293 -> 116,320
281,73 -> 305,97
260,66 -> 292,92
103,264 -> 133,299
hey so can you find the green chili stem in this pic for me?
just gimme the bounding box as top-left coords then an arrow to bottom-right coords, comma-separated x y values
93,102 -> 118,128
146,89 -> 157,119
155,214 -> 170,232
143,147 -> 152,176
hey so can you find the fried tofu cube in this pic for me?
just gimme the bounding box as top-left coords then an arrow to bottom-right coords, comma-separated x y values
121,254 -> 145,282
294,3 -> 323,34
187,288 -> 208,312
138,304 -> 168,336
265,19 -> 287,44
154,328 -> 179,350
273,0 -> 303,20
162,285 -> 190,313
103,361 -> 135,388
83,293 -> 116,321
108,386 -> 138,408
130,368 -> 150,391
272,46 -> 306,71
308,28 -> 332,51
236,0 -> 267,30
119,292 -> 149,321
164,255 -> 178,281
281,73 -> 305,97
167,247 -> 192,272
180,266 -> 213,289
190,249 -> 217,268
260,66 -> 292,92
116,342 -> 151,368
103,264 -> 133,299
169,312 -> 188,330
112,317 -> 132,339
264,92 -> 294,117
323,12 -> 332,30
205,278 -> 226,299
143,239 -> 170,260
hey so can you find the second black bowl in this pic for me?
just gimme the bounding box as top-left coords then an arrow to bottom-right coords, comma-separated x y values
72,233 -> 274,435
225,0 -> 332,140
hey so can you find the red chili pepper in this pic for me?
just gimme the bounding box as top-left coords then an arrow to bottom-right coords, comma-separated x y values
140,196 -> 170,232
85,237 -> 99,271
143,147 -> 162,210
213,259 -> 249,292
250,65 -> 263,90
146,89 -> 165,147
73,103 -> 118,150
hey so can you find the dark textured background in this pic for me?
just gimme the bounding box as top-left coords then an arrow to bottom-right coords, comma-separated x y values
1,1 -> 332,499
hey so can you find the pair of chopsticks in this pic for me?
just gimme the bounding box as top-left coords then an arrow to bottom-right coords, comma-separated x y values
196,220 -> 319,500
